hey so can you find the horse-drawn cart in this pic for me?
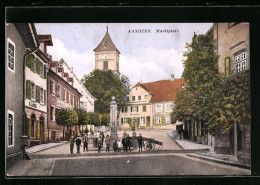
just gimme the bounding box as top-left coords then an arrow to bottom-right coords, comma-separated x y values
142,137 -> 163,151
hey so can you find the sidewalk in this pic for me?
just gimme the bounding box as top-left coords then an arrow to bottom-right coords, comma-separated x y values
26,141 -> 68,154
169,135 -> 250,170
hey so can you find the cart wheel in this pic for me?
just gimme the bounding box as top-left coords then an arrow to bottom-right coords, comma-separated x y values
144,141 -> 152,151
157,144 -> 163,150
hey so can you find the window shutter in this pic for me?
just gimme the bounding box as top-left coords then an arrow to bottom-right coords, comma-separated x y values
28,120 -> 32,138
144,117 -> 146,124
153,117 -> 156,124
162,116 -> 165,123
131,106 -> 132,112
36,58 -> 41,74
26,80 -> 31,99
137,117 -> 140,128
37,121 -> 40,138
137,106 -> 139,112
36,85 -> 40,103
26,54 -> 32,68
121,118 -> 123,125
44,65 -> 47,79
44,90 -> 46,105
143,105 -> 146,112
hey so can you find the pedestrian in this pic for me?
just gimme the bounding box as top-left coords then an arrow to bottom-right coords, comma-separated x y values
117,138 -> 122,152
126,134 -> 131,152
123,130 -> 127,138
113,140 -> 118,152
70,135 -> 75,154
75,136 -> 81,154
83,134 -> 89,152
100,132 -> 105,147
122,136 -> 126,152
105,135 -> 111,152
97,138 -> 101,153
137,133 -> 143,152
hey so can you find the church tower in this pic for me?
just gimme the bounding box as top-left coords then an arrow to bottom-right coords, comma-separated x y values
93,26 -> 120,76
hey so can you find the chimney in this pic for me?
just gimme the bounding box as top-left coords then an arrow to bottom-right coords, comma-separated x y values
171,74 -> 175,81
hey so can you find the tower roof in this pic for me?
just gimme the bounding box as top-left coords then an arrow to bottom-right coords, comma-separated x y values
93,31 -> 120,54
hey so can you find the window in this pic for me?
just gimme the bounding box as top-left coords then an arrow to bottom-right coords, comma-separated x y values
138,96 -> 141,100
124,107 -> 128,112
103,61 -> 108,70
67,92 -> 70,104
166,116 -> 171,123
50,80 -> 55,96
131,106 -> 138,112
140,117 -> 144,126
57,85 -> 61,99
40,88 -> 44,104
132,96 -> 135,101
235,51 -> 247,73
156,104 -> 162,112
7,110 -> 14,146
156,117 -> 161,124
31,56 -> 36,73
165,104 -> 172,112
63,89 -> 66,102
123,118 -> 128,124
31,82 -> 36,100
7,38 -> 15,72
225,57 -> 231,77
50,106 -> 55,120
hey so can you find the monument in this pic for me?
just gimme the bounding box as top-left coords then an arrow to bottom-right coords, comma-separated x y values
110,96 -> 118,139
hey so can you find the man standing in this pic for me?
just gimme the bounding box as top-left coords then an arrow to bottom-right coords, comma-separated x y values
105,135 -> 111,152
137,134 -> 143,152
126,134 -> 131,152
83,134 -> 89,152
122,136 -> 126,152
70,136 -> 75,154
75,136 -> 81,154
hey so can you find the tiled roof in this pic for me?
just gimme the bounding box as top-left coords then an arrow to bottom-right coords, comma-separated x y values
93,31 -> 120,54
134,78 -> 185,103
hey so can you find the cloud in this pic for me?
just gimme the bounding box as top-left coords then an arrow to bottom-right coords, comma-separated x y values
47,39 -> 184,88
47,39 -> 95,80
120,47 -> 184,87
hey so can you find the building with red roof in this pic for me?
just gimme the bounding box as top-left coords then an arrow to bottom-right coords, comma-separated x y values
119,75 -> 185,130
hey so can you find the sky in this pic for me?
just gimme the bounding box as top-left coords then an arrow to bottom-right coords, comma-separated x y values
35,23 -> 213,87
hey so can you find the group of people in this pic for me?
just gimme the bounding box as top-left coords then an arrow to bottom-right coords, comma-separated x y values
69,130 -> 144,154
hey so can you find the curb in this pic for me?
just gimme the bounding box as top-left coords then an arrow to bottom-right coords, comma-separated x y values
187,153 -> 250,170
26,141 -> 68,154
167,133 -> 184,149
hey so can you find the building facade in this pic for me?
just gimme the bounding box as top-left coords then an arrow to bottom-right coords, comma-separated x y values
119,76 -> 185,130
59,58 -> 96,112
6,23 -> 38,169
47,61 -> 82,141
213,22 -> 250,162
24,35 -> 52,146
93,29 -> 120,76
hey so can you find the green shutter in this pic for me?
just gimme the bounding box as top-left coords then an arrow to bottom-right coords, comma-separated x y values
36,58 -> 41,74
137,106 -> 139,112
44,65 -> 47,79
131,106 -> 132,112
121,118 -> 123,125
44,90 -> 46,105
162,116 -> 165,123
36,85 -> 40,103
37,121 -> 41,138
143,105 -> 146,112
26,54 -> 32,68
137,117 -> 140,128
153,117 -> 156,124
26,80 -> 31,99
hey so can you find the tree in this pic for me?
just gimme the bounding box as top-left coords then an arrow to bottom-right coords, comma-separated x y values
210,70 -> 251,132
174,33 -> 221,134
74,108 -> 90,135
100,113 -> 110,126
55,108 -> 78,139
82,70 -> 129,114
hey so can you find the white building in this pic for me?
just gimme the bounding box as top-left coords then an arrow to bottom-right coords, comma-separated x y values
58,58 -> 96,112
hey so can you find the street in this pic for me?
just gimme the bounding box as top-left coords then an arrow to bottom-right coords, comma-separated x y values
6,130 -> 250,176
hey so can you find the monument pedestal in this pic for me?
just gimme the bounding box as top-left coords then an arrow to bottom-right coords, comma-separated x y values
110,126 -> 118,140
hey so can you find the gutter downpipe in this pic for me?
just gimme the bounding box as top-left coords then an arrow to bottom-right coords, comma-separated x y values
22,23 -> 40,137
